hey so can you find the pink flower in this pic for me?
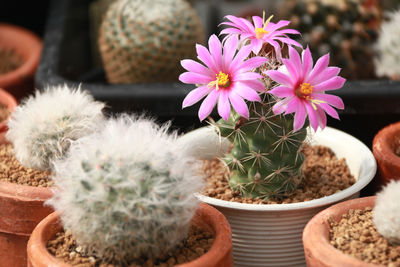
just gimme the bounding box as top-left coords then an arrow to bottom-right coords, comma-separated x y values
180,34 -> 267,121
266,46 -> 345,132
220,13 -> 301,58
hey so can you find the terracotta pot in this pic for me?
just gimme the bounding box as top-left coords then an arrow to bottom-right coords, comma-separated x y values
177,126 -> 377,267
0,87 -> 17,143
303,196 -> 377,267
372,121 -> 400,193
0,181 -> 53,267
0,23 -> 42,101
27,203 -> 234,267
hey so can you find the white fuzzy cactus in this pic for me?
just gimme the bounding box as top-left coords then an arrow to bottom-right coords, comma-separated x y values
373,180 -> 400,244
46,115 -> 204,265
6,85 -> 105,170
375,10 -> 400,80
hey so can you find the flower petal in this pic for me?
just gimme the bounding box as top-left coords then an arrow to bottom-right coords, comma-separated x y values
252,16 -> 263,29
307,53 -> 330,83
233,72 -> 263,81
198,90 -> 219,121
251,38 -> 264,55
282,58 -> 299,84
240,79 -> 266,92
182,85 -> 212,108
232,82 -> 261,102
269,86 -> 294,98
312,93 -> 344,109
218,90 -> 231,121
272,98 -> 292,114
302,46 -> 313,80
315,108 -> 327,130
293,103 -> 307,131
265,70 -> 292,86
180,59 -> 213,76
284,97 -> 300,114
319,103 -> 340,120
266,20 -> 290,32
288,46 -> 302,71
179,72 -> 213,84
313,76 -> 346,92
196,44 -> 218,73
229,45 -> 253,73
225,15 -> 254,32
229,92 -> 249,118
223,35 -> 239,70
305,102 -> 319,132
312,67 -> 341,85
209,35 -> 223,70
274,37 -> 302,47
233,56 -> 267,73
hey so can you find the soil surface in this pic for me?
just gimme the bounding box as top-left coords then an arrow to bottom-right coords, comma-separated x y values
202,145 -> 355,204
47,226 -> 214,267
0,48 -> 22,74
330,208 -> 400,266
0,144 -> 52,187
0,102 -> 10,123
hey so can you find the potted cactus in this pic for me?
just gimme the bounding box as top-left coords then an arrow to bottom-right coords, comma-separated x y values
303,181 -> 400,266
27,115 -> 233,267
176,12 -> 376,266
0,85 -> 104,267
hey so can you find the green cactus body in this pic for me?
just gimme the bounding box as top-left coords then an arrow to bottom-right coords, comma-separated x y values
99,0 -> 204,83
216,94 -> 307,199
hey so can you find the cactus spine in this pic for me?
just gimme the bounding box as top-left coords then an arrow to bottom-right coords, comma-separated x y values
99,0 -> 204,83
215,62 -> 307,200
47,115 -> 204,265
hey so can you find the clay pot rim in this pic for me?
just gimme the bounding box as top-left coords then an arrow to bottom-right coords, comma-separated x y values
0,180 -> 53,202
302,196 -> 379,267
373,121 -> 400,168
28,203 -> 232,267
181,126 -> 377,211
0,87 -> 17,132
0,23 -> 42,86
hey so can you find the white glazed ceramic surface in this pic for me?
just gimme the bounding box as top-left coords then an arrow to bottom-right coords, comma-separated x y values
177,126 -> 377,267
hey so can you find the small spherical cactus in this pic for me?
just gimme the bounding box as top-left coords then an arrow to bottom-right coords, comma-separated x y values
98,0 -> 205,83
6,85 -> 105,170
375,10 -> 400,80
373,180 -> 400,245
46,115 -> 204,265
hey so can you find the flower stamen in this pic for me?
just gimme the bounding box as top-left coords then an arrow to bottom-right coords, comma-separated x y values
255,12 -> 274,39
208,71 -> 231,91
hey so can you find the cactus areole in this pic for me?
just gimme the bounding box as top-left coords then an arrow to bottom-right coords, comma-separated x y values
180,13 -> 346,200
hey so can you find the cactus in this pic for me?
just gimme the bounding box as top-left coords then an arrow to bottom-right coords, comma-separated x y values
375,10 -> 400,80
46,115 -> 204,265
280,0 -> 380,80
99,0 -> 205,83
180,14 -> 345,200
373,180 -> 400,245
215,94 -> 308,199
6,85 -> 105,171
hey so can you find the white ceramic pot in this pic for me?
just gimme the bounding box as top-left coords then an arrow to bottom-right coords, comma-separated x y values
177,126 -> 377,267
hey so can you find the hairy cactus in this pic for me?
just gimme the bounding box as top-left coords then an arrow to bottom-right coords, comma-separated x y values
373,180 -> 400,245
99,0 -> 204,83
6,85 -> 105,170
375,10 -> 400,80
47,115 -> 203,265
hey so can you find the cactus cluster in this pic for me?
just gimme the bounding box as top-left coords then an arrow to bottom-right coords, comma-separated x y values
214,62 -> 308,199
98,0 -> 204,83
47,115 -> 203,265
280,0 -> 380,80
6,85 -> 105,170
374,10 -> 400,80
373,180 -> 400,245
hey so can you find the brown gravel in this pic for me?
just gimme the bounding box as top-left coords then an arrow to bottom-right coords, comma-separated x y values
0,144 -> 53,187
47,226 -> 214,267
0,48 -> 22,74
0,102 -> 10,123
202,145 -> 355,204
330,208 -> 400,266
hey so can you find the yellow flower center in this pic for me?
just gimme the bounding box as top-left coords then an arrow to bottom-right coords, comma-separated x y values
296,82 -> 326,110
255,28 -> 269,39
255,12 -> 274,39
299,83 -> 313,96
208,71 -> 230,91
